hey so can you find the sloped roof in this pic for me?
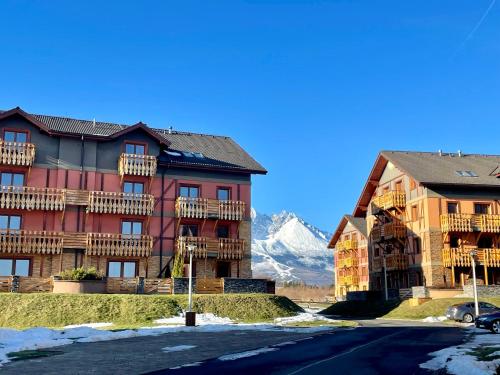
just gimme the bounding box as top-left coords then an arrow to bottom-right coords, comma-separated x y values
353,150 -> 500,216
328,215 -> 367,249
0,107 -> 266,174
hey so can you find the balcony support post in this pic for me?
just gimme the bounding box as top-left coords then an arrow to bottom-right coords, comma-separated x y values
484,263 -> 488,285
451,264 -> 455,288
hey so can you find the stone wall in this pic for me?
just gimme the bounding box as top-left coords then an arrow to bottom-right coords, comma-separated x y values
463,285 -> 500,298
222,278 -> 273,294
172,277 -> 196,294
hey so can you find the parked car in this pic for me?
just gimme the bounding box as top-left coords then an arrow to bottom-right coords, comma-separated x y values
445,302 -> 499,323
475,311 -> 500,334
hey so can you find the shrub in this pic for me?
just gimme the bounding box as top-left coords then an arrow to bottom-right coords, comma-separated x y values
171,251 -> 184,278
58,267 -> 104,281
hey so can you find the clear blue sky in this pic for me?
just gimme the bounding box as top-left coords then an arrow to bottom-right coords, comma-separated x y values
1,1 -> 498,230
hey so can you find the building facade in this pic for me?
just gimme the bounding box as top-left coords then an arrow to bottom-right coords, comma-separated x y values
330,151 -> 500,297
0,107 -> 266,281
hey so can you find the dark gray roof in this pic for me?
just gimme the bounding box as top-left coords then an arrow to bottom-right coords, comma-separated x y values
345,215 -> 367,237
28,112 -> 266,174
382,151 -> 500,187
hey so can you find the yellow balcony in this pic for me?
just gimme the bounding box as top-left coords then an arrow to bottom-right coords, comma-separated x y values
371,226 -> 382,242
175,197 -> 245,221
337,257 -> 359,268
382,222 -> 406,240
372,191 -> 406,212
86,233 -> 153,257
118,153 -> 157,177
176,236 -> 244,260
0,140 -> 35,167
0,186 -> 65,211
338,275 -> 360,286
336,239 -> 358,252
0,230 -> 63,254
442,247 -> 500,268
441,214 -> 500,233
88,191 -> 155,216
372,254 -> 409,271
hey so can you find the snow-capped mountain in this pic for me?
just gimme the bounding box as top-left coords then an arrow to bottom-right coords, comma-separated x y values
251,208 -> 333,285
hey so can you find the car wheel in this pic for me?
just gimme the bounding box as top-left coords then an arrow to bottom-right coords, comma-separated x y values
491,320 -> 500,334
463,313 -> 474,323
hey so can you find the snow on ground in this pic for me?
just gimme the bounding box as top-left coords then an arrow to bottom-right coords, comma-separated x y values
420,327 -> 500,375
421,316 -> 447,323
161,345 -> 196,353
218,347 -> 278,361
0,312 -> 341,367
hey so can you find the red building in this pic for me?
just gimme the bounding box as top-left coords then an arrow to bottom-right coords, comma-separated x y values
0,107 -> 266,283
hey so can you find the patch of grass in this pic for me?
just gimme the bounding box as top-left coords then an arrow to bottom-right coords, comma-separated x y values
7,350 -> 64,361
320,297 -> 500,320
468,346 -> 500,362
0,293 -> 303,329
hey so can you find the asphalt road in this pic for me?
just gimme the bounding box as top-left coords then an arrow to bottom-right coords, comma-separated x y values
148,323 -> 468,375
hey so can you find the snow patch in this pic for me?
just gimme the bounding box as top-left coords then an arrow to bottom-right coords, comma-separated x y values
218,347 -> 278,361
422,316 -> 447,323
161,345 -> 196,353
63,323 -> 113,329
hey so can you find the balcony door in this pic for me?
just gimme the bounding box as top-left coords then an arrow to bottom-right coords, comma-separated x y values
474,203 -> 490,214
121,221 -> 142,238
216,261 -> 231,278
4,130 -> 28,143
125,142 -> 145,155
217,188 -> 230,201
179,224 -> 198,237
0,172 -> 24,192
179,186 -> 199,198
0,215 -> 21,232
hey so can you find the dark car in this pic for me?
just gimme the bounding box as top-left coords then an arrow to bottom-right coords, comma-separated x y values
445,302 -> 499,323
475,311 -> 500,334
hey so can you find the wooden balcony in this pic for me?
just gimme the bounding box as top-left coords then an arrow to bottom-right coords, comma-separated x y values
0,230 -> 63,254
175,197 -> 245,221
372,191 -> 406,212
88,191 -> 155,216
337,257 -> 359,268
86,233 -> 153,257
338,275 -> 360,286
371,226 -> 382,242
176,236 -> 244,260
336,239 -> 358,252
0,186 -> 65,211
441,214 -> 500,233
118,153 -> 157,177
442,247 -> 500,268
372,254 -> 409,271
382,222 -> 406,240
0,140 -> 35,167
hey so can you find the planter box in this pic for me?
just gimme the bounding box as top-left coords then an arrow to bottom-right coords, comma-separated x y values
52,279 -> 106,294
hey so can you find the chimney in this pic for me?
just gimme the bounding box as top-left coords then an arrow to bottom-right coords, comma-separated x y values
168,126 -> 173,134
458,150 -> 462,157
438,149 -> 442,156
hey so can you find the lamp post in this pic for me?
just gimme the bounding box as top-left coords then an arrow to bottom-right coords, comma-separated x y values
185,243 -> 196,326
383,255 -> 389,301
470,250 -> 479,319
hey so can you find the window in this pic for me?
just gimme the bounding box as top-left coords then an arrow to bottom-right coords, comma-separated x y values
413,237 -> 421,254
455,170 -> 478,177
447,202 -> 458,214
121,221 -> 142,238
474,203 -> 490,214
107,261 -> 137,278
216,261 -> 231,278
180,224 -> 198,237
4,131 -> 27,143
217,188 -> 231,201
123,182 -> 144,194
395,180 -> 403,191
409,178 -> 417,190
0,173 -> 24,189
0,258 -> 30,276
374,247 -> 380,257
179,186 -> 199,198
478,236 -> 493,249
217,225 -> 229,238
450,236 -> 460,248
125,142 -> 145,155
411,205 -> 418,221
0,215 -> 21,231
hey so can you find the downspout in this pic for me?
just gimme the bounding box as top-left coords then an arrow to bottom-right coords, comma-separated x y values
159,170 -> 165,277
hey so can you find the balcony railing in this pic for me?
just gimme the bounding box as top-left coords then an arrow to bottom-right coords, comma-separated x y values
118,153 -> 157,177
337,275 -> 360,286
337,257 -> 359,268
441,214 -> 500,233
371,223 -> 406,242
371,226 -> 382,242
88,191 -> 155,216
372,254 -> 409,271
372,191 -> 406,212
0,230 -> 63,254
0,140 -> 36,167
336,239 -> 358,252
442,247 -> 500,268
0,186 -> 66,211
86,233 -> 153,257
176,236 -> 244,260
175,197 -> 245,221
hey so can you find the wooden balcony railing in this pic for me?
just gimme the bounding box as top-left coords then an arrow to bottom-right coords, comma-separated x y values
371,226 -> 382,242
0,230 -> 63,254
442,247 -> 500,268
88,191 -> 155,216
0,186 -> 65,211
337,275 -> 360,286
372,254 -> 409,271
337,257 -> 359,268
441,214 -> 500,233
336,239 -> 358,252
118,153 -> 157,177
176,236 -> 244,260
382,222 -> 406,240
175,197 -> 245,221
0,140 -> 36,167
372,191 -> 406,212
86,233 -> 153,257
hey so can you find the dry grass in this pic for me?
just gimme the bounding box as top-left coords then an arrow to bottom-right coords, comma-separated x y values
276,285 -> 334,303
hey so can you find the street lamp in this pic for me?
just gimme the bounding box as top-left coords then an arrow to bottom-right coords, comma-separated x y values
470,250 -> 479,319
383,254 -> 389,301
185,243 -> 196,326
